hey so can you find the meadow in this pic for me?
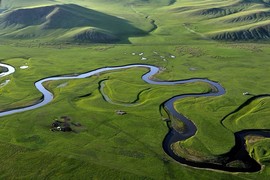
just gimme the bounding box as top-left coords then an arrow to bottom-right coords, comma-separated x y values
0,0 -> 270,179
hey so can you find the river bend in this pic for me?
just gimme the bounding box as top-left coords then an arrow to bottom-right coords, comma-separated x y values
0,63 -> 269,172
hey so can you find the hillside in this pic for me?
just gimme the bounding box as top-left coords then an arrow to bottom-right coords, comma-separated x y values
0,4 -> 146,43
165,0 -> 270,41
1,0 -> 176,9
3,0 -> 270,42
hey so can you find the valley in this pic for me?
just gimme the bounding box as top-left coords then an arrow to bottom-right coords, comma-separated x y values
0,0 -> 270,179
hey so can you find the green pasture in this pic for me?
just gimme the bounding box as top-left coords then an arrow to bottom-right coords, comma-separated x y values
0,0 -> 270,179
0,42 -> 269,179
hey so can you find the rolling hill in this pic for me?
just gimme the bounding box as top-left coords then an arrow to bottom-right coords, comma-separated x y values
1,0 -> 176,9
3,0 -> 270,42
0,3 -> 146,43
166,0 -> 270,41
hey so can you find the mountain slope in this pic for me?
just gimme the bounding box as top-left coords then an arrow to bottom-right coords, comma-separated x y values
167,0 -> 270,41
0,4 -> 146,43
209,20 -> 270,40
1,0 -> 176,9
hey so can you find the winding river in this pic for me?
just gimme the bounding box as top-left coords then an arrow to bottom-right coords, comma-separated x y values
0,63 -> 269,172
0,63 -> 15,77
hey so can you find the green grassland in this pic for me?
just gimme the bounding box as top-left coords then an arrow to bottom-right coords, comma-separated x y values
0,0 -> 270,179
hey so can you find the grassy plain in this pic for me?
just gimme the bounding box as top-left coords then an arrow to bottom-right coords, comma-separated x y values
0,0 -> 270,179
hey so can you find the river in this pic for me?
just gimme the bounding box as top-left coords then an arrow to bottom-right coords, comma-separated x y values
0,63 -> 269,172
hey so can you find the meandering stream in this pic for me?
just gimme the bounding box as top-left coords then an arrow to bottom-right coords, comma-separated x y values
0,63 -> 15,77
0,63 -> 269,172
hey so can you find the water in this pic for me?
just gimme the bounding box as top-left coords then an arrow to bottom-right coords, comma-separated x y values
0,63 -> 269,172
